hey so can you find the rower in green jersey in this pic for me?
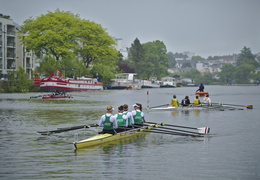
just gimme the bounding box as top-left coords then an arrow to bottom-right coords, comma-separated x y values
114,105 -> 128,132
123,104 -> 135,128
98,106 -> 118,134
131,103 -> 146,127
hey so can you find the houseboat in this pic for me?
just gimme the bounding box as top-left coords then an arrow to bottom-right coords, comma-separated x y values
40,71 -> 103,92
109,73 -> 141,90
160,77 -> 176,88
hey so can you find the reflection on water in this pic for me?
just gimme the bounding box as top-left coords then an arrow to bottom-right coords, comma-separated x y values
0,86 -> 260,180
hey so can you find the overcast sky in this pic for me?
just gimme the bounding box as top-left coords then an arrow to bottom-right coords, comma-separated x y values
1,0 -> 260,58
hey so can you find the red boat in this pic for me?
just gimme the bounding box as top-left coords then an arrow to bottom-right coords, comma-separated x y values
195,92 -> 209,96
42,95 -> 72,99
40,71 -> 103,92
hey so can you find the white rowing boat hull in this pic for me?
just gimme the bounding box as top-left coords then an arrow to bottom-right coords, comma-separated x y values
148,106 -> 208,111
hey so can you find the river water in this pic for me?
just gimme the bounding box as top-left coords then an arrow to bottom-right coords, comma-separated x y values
0,85 -> 259,180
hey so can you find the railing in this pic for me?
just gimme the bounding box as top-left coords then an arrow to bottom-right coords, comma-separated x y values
7,42 -> 15,47
7,31 -> 15,36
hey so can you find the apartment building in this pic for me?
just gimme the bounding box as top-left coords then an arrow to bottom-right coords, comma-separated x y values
0,15 -> 35,80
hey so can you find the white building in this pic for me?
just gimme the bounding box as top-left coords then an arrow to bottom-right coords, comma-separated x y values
0,15 -> 35,79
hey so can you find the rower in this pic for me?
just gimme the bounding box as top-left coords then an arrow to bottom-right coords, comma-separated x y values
203,94 -> 211,105
181,96 -> 191,107
98,106 -> 118,134
114,105 -> 128,132
193,95 -> 201,106
123,104 -> 135,128
132,103 -> 146,127
170,95 -> 179,107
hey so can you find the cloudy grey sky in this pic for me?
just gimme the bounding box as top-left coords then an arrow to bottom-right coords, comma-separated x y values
1,0 -> 260,58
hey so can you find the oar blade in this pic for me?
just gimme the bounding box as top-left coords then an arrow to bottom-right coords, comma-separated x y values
197,127 -> 210,134
246,105 -> 253,109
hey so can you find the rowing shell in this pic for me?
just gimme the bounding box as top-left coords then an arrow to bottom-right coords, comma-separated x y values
148,106 -> 208,111
73,124 -> 209,149
74,127 -> 148,149
42,95 -> 72,99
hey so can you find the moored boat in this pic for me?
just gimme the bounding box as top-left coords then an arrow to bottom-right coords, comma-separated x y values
40,70 -> 103,92
160,76 -> 176,88
109,73 -> 141,90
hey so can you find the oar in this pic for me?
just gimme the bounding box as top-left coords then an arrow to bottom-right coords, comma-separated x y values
145,124 -> 204,135
38,124 -> 98,135
148,104 -> 169,109
212,103 -> 253,109
138,128 -> 202,137
30,94 -> 51,98
73,95 -> 88,97
146,122 -> 210,134
133,124 -> 206,137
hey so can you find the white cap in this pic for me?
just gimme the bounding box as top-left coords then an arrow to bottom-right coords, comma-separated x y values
133,104 -> 140,108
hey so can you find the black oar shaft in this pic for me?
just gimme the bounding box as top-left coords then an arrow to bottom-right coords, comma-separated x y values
38,124 -> 98,135
149,104 -> 169,109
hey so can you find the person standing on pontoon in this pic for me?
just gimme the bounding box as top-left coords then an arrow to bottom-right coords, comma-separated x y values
114,105 -> 128,132
123,104 -> 135,128
132,103 -> 146,127
196,83 -> 204,92
98,106 -> 118,134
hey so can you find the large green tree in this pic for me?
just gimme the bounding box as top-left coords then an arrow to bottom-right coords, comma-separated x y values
233,64 -> 255,84
74,19 -> 118,68
142,40 -> 168,79
218,64 -> 235,84
127,39 -> 168,79
20,9 -> 119,80
127,38 -> 145,71
236,46 -> 258,67
167,52 -> 176,67
20,9 -> 80,60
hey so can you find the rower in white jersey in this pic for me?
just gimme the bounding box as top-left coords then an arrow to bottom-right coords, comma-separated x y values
123,104 -> 135,128
114,105 -> 128,132
98,106 -> 118,134
131,103 -> 146,127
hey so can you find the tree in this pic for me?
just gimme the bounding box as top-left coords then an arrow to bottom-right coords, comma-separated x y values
6,66 -> 31,92
218,64 -> 235,84
233,64 -> 255,84
182,69 -> 201,84
195,72 -> 215,85
74,19 -> 118,68
127,38 -> 145,71
20,9 -> 119,82
142,40 -> 169,79
192,56 -> 205,61
167,51 -> 176,67
236,46 -> 258,67
20,9 -> 80,60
